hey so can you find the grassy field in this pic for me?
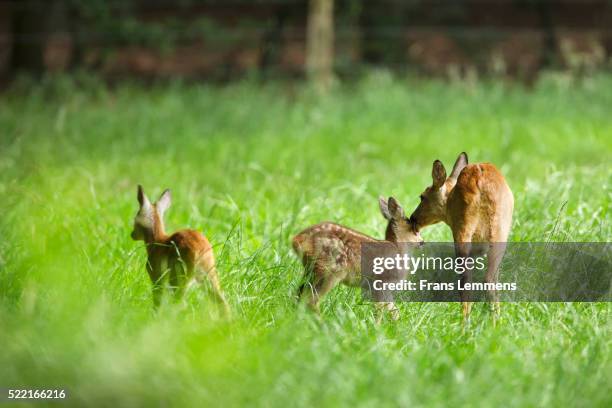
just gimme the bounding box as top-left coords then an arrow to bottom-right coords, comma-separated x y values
0,73 -> 611,407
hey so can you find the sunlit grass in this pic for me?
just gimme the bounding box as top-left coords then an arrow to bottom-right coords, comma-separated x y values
0,73 -> 610,407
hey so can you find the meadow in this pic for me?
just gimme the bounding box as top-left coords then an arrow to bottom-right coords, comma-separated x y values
0,72 -> 611,407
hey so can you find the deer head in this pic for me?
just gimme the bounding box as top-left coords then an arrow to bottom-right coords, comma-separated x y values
131,185 -> 172,243
410,152 -> 468,230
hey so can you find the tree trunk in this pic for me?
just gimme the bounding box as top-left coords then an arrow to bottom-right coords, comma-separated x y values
306,0 -> 334,91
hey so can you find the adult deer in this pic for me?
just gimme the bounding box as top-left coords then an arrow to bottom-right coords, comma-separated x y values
409,152 -> 514,323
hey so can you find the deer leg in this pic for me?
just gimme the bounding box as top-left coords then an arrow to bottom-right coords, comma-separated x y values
168,257 -> 182,300
454,239 -> 474,328
388,302 -> 400,321
372,276 -> 399,322
375,302 -> 400,323
296,256 -> 316,303
301,265 -> 341,315
185,278 -> 199,292
198,264 -> 230,317
147,260 -> 163,309
176,262 -> 195,303
311,276 -> 340,314
485,243 -> 506,325
151,283 -> 163,309
460,270 -> 473,330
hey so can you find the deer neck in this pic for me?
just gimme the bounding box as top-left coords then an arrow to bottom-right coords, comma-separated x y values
441,180 -> 458,226
385,236 -> 410,255
144,211 -> 169,248
384,223 -> 407,252
384,222 -> 397,243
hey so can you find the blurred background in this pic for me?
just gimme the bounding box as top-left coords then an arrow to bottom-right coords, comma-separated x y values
1,3 -> 611,405
1,0 -> 611,87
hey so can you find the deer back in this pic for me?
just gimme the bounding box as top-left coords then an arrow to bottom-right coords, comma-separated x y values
148,229 -> 215,273
447,163 -> 514,241
293,222 -> 377,281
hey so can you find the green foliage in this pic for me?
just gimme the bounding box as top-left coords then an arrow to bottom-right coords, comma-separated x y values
0,74 -> 610,406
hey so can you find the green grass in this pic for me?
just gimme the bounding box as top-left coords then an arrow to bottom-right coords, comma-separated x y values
0,72 -> 611,407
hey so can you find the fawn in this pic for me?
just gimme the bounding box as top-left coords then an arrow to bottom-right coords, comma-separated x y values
409,152 -> 514,323
130,185 -> 229,314
293,197 -> 423,319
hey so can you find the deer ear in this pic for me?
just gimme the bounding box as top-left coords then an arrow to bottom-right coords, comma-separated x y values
432,160 -> 447,188
156,189 -> 172,214
379,196 -> 391,220
450,152 -> 468,180
137,185 -> 151,208
387,197 -> 405,219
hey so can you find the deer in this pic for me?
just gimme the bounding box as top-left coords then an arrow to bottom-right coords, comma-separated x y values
408,152 -> 514,324
130,185 -> 230,315
292,197 -> 423,320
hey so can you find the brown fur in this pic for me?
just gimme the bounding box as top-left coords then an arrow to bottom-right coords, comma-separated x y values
131,185 -> 229,314
293,197 -> 422,319
410,153 -> 514,323
447,163 -> 513,243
